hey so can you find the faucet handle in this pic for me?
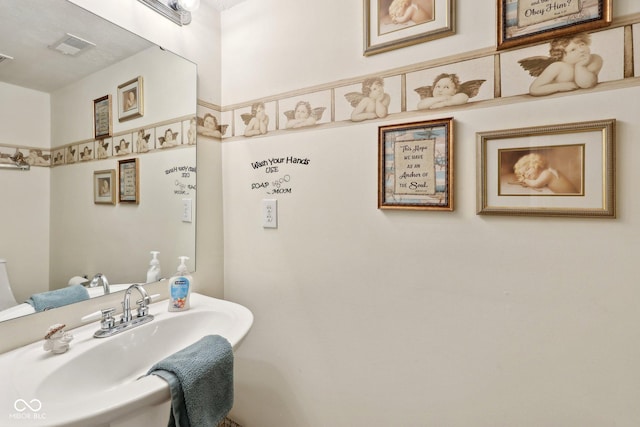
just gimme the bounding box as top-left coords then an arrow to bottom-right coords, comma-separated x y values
135,299 -> 149,317
135,294 -> 159,317
99,308 -> 116,331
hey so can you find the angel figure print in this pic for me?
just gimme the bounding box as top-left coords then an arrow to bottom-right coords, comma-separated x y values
519,32 -> 602,97
242,102 -> 270,137
415,73 -> 485,110
345,77 -> 390,122
198,113 -> 228,138
159,128 -> 179,148
136,128 -> 152,153
284,101 -> 326,129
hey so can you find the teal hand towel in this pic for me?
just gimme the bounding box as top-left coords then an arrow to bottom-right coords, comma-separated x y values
147,334 -> 234,427
25,284 -> 90,312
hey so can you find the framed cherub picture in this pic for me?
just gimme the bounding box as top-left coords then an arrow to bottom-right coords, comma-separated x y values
94,169 -> 116,205
364,0 -> 455,56
476,119 -> 615,218
497,0 -> 612,50
117,76 -> 144,122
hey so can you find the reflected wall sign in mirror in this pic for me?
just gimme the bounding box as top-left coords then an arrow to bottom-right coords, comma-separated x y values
0,0 -> 197,322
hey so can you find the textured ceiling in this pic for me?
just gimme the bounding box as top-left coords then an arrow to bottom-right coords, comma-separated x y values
0,0 -> 154,93
0,0 -> 250,93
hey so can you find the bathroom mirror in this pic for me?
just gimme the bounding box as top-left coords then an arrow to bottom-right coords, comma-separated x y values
0,0 -> 197,321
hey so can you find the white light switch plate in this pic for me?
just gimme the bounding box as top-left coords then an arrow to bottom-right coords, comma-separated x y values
262,199 -> 277,228
182,198 -> 192,222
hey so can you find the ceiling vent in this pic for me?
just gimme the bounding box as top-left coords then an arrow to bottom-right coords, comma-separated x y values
0,53 -> 14,63
49,33 -> 96,56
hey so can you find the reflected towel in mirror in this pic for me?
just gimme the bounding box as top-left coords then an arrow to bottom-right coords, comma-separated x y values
147,334 -> 233,427
25,285 -> 90,312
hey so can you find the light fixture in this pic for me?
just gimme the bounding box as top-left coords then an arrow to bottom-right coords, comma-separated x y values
137,0 -> 200,26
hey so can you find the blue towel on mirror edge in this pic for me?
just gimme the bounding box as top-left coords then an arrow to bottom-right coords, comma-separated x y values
147,334 -> 234,427
25,284 -> 90,312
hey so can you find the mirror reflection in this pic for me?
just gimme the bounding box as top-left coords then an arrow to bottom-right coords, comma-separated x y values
0,0 -> 197,322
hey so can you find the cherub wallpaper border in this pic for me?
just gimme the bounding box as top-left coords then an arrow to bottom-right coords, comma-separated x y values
215,11 -> 640,142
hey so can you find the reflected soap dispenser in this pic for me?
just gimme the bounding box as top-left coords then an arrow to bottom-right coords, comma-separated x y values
168,256 -> 192,312
146,251 -> 161,284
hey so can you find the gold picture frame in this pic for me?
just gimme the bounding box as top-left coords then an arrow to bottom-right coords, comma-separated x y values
378,118 -> 454,211
93,95 -> 112,139
94,169 -> 116,205
364,0 -> 455,56
476,119 -> 615,218
118,158 -> 139,204
497,0 -> 612,50
117,76 -> 144,122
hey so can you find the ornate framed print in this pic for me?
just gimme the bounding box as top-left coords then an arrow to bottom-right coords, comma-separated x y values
93,95 -> 112,139
118,158 -> 139,204
378,118 -> 454,210
497,0 -> 612,50
117,76 -> 144,122
477,119 -> 615,217
364,0 -> 455,56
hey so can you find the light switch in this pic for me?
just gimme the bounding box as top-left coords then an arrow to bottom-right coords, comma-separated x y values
262,199 -> 277,228
182,198 -> 192,222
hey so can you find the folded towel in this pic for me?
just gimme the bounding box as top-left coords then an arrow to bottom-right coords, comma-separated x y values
25,284 -> 90,312
147,335 -> 234,427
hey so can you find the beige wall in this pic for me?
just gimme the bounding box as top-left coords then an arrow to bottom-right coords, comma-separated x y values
221,0 -> 640,426
0,83 -> 50,301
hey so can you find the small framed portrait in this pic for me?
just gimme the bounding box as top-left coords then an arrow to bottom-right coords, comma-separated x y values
476,119 -> 615,218
117,76 -> 144,122
118,158 -> 139,204
378,118 -> 454,211
497,0 -> 612,50
94,169 -> 116,205
93,95 -> 112,138
364,0 -> 455,56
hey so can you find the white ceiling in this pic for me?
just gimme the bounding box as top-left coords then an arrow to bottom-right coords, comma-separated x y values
211,0 -> 248,10
0,0 -> 153,93
0,0 -> 247,93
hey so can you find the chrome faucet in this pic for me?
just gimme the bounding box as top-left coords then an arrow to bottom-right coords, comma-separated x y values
89,273 -> 110,295
121,284 -> 151,323
91,284 -> 154,338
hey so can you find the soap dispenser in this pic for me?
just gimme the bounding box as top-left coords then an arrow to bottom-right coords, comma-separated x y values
146,251 -> 161,283
168,256 -> 192,312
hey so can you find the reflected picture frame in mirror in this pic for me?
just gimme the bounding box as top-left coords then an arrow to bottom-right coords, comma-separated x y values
94,169 -> 116,205
118,76 -> 144,122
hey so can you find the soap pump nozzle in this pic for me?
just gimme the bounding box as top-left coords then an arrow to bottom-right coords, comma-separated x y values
146,251 -> 161,283
177,256 -> 189,274
150,251 -> 160,266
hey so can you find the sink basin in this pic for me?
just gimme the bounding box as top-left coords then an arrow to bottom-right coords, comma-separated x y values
0,293 -> 253,427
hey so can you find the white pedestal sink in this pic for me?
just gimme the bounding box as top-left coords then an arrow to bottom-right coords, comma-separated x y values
0,293 -> 253,427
